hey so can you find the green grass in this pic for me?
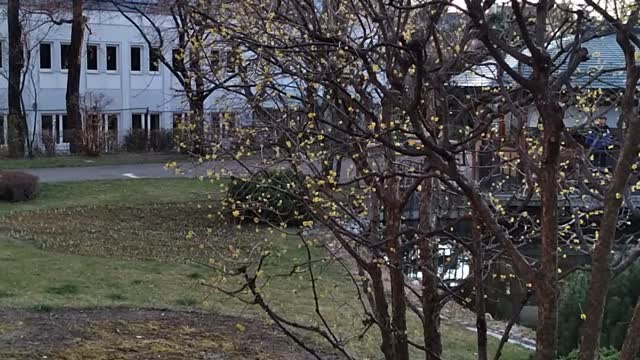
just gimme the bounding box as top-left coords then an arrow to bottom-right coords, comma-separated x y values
45,284 -> 80,296
0,239 -> 220,309
0,152 -> 189,170
0,178 -> 531,359
0,178 -> 223,215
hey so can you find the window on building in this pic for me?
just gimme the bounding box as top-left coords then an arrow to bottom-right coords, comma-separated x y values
62,115 -> 71,143
106,45 -> 118,71
130,46 -> 141,72
106,114 -> 118,132
40,43 -> 52,70
60,44 -> 70,70
173,113 -> 184,129
150,113 -> 160,130
210,50 -> 220,69
41,115 -> 54,140
211,113 -> 220,130
149,47 -> 161,72
226,51 -> 237,73
221,112 -> 236,136
172,49 -> 185,72
132,114 -> 143,129
0,42 -> 3,68
0,115 -> 6,145
87,44 -> 98,71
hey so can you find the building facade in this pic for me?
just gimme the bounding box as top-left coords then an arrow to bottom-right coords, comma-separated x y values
0,3 -> 248,153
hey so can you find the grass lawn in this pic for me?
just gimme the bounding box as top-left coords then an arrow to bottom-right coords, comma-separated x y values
0,178 -> 223,215
0,152 -> 189,170
0,179 -> 531,359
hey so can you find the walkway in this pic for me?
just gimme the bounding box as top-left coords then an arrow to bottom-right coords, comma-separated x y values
21,160 -> 266,182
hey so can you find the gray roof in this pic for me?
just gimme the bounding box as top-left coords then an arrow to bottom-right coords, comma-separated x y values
452,33 -> 629,89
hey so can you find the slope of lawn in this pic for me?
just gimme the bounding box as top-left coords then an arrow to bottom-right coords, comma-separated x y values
0,179 -> 531,359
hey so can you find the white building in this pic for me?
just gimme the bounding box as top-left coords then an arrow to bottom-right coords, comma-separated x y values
0,1 -> 250,153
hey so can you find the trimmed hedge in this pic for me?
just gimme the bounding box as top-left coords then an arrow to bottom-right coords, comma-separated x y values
226,169 -> 308,226
0,171 -> 39,202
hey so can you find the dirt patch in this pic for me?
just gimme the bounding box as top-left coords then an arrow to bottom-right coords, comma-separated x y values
0,308 -> 329,360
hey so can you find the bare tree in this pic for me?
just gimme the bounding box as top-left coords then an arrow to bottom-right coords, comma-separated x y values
168,1 -> 640,359
7,0 -> 25,158
574,1 -> 640,359
111,0 -> 237,154
78,92 -> 112,156
193,2 -> 494,359
65,0 -> 85,154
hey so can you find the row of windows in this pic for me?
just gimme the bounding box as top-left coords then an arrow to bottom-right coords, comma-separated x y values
39,42 -> 160,73
37,42 -> 238,74
0,112 -> 238,146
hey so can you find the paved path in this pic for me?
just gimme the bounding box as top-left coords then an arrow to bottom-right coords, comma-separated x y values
20,157 -> 356,183
21,161 -> 267,183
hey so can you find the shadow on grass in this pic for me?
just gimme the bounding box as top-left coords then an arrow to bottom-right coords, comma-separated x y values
45,284 -> 80,296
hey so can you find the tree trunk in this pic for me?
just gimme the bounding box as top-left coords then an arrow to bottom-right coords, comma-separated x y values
66,0 -> 84,154
535,102 -> 563,360
619,300 -> 640,360
7,0 -> 25,158
188,97 -> 206,154
419,177 -> 443,360
385,204 -> 410,360
579,57 -> 640,360
472,214 -> 488,360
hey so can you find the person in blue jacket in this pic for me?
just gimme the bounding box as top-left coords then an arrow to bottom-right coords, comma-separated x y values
584,116 -> 613,168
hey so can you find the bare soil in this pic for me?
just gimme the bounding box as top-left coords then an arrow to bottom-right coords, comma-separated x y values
0,308 -> 325,360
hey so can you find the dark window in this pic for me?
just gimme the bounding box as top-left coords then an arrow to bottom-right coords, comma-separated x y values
0,42 -> 3,68
149,47 -> 161,72
210,113 -> 221,136
61,44 -> 70,70
41,115 -> 54,142
62,115 -> 72,143
150,114 -> 160,130
172,49 -> 182,69
210,50 -> 220,69
106,45 -> 117,71
41,115 -> 53,131
222,112 -> 236,136
106,114 -> 118,131
226,51 -> 236,73
0,115 -> 5,145
173,113 -> 183,128
40,43 -> 52,69
211,113 -> 220,129
132,114 -> 143,129
87,45 -> 98,71
130,46 -> 141,72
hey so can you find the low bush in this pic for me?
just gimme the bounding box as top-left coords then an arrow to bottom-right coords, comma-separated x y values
226,169 -> 308,226
557,348 -> 618,360
559,262 -> 640,356
0,171 -> 39,202
124,129 -> 148,152
41,132 -> 56,157
150,129 -> 176,152
79,118 -> 105,157
124,129 -> 176,152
